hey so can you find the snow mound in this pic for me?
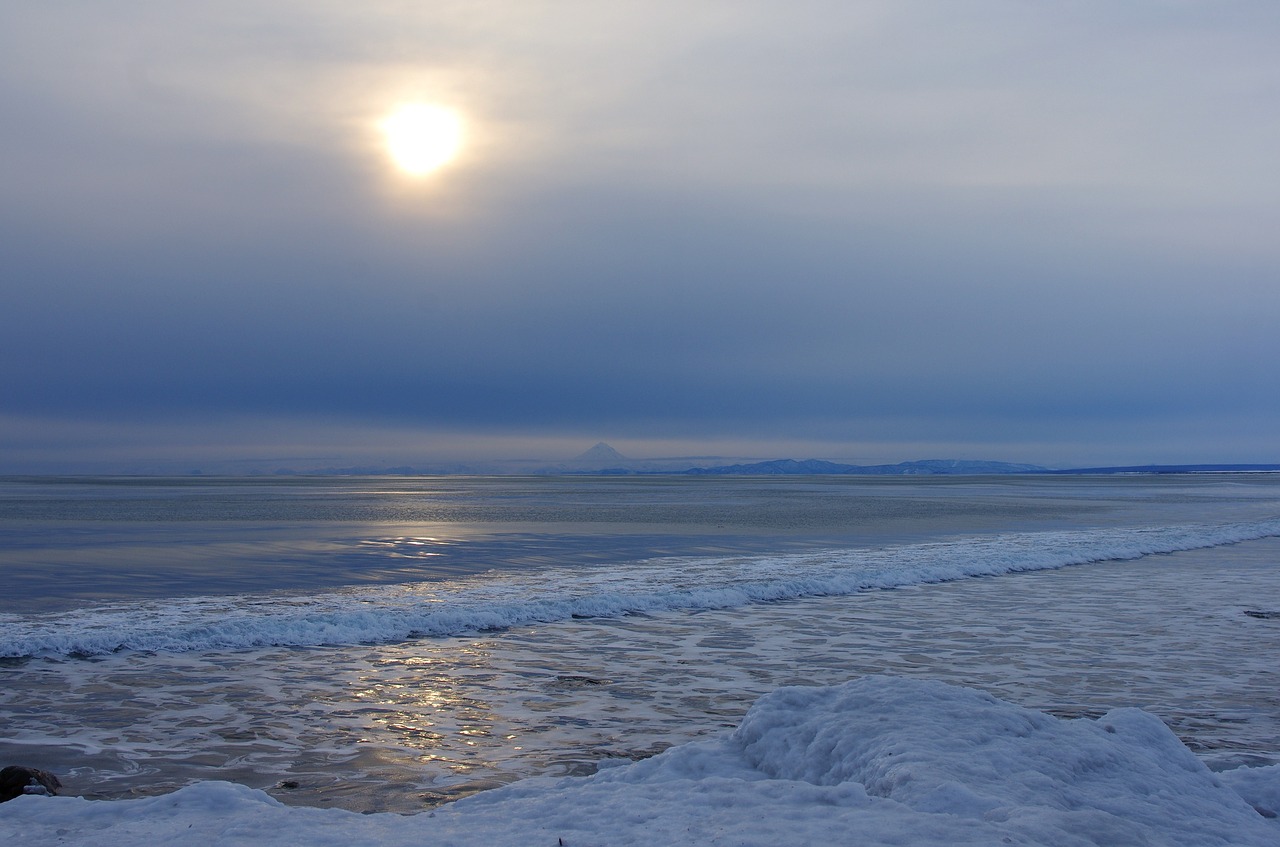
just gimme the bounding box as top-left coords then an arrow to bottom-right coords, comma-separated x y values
730,677 -> 1272,842
4,677 -> 1277,846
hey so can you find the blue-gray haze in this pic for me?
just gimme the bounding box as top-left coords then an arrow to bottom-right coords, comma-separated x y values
2,2 -> 1278,472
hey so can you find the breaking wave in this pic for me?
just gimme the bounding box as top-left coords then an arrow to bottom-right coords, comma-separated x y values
4,519 -> 1279,658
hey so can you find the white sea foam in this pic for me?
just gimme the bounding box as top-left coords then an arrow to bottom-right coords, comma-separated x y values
4,519 -> 1279,658
4,677 -> 1277,846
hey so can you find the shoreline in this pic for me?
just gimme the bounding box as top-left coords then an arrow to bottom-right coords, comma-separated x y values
5,537 -> 1279,814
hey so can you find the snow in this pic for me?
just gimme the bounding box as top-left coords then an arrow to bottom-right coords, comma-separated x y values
4,676 -> 1277,845
1220,764 -> 1280,820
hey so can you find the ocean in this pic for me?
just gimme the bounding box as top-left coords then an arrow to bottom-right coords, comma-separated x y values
2,474 -> 1279,844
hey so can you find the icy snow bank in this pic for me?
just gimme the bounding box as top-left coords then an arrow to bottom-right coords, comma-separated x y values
1220,763 -> 1280,820
3,677 -> 1277,846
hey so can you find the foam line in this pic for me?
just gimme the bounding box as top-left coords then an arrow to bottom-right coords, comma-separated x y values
4,519 -> 1278,658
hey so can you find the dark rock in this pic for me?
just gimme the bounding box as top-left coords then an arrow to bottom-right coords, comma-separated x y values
0,765 -> 62,802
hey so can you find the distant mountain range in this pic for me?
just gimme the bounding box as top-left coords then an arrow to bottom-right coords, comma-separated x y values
549,445 -> 1045,476
682,457 -> 1051,475
267,443 -> 1280,477
1043,463 -> 1280,475
551,445 -> 1280,476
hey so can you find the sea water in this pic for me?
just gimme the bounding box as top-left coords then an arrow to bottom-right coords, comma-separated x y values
2,474 -> 1279,842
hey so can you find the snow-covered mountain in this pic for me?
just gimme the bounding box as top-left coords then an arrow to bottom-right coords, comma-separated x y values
571,442 -> 630,465
685,458 -> 1049,475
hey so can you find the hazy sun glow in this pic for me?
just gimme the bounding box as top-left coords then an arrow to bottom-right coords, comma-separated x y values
380,103 -> 464,176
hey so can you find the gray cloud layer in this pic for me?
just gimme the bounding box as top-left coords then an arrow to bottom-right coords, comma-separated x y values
3,2 -> 1279,471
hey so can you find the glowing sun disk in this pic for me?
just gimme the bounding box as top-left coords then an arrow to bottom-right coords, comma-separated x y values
381,103 -> 463,176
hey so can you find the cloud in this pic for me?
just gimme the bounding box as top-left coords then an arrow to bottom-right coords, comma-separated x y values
3,2 -> 1280,470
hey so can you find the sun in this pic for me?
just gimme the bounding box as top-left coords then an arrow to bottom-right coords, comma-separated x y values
380,103 -> 464,177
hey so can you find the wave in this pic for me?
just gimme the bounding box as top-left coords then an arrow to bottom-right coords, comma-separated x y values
4,519 -> 1279,658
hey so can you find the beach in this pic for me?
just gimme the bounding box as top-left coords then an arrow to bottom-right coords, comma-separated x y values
2,475 -> 1279,843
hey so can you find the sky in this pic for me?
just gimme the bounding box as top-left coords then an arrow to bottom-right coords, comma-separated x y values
3,1 -> 1279,472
